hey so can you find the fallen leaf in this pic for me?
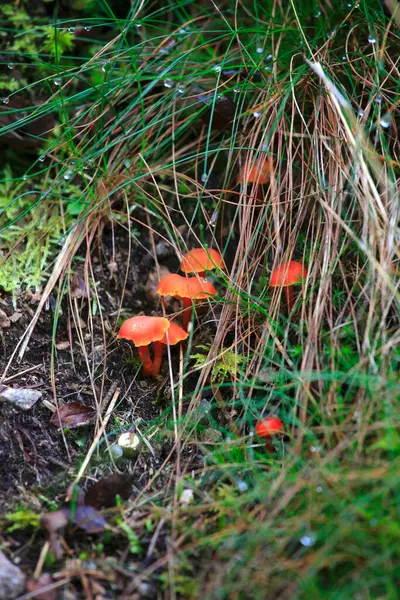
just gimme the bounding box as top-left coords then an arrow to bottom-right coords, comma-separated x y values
50,402 -> 95,429
0,385 -> 42,411
72,505 -> 107,534
70,274 -> 92,299
0,308 -> 10,328
26,573 -> 58,600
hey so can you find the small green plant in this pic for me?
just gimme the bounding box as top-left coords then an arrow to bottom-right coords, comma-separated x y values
5,508 -> 41,532
191,345 -> 245,383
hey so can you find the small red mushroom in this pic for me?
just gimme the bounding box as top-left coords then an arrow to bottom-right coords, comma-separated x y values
270,261 -> 307,313
156,273 -> 217,330
180,248 -> 224,278
237,156 -> 272,186
118,316 -> 169,377
152,321 -> 189,376
255,417 -> 284,452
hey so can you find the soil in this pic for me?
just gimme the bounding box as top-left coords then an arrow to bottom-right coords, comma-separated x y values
0,223 -> 207,597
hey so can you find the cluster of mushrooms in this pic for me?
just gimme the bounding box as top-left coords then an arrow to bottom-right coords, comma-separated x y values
117,245 -> 307,380
117,248 -> 224,379
117,159 -> 308,446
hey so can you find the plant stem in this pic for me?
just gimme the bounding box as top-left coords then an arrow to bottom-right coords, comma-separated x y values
137,345 -> 154,377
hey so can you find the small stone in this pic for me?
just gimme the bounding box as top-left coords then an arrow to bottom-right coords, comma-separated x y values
0,551 -> 26,599
179,489 -> 194,506
0,309 -> 10,328
56,341 -> 70,351
0,386 -> 42,411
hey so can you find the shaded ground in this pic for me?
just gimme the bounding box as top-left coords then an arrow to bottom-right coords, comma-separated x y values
0,225 -> 207,597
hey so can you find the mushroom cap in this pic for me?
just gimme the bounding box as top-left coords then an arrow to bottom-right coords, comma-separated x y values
159,321 -> 189,345
118,316 -> 169,346
180,248 -> 224,274
270,261 -> 307,287
185,277 -> 217,300
255,417 -> 284,438
237,156 -> 271,185
156,274 -> 189,299
156,274 -> 217,300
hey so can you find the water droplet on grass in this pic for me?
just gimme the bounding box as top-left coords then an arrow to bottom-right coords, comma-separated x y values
135,23 -> 142,29
84,26 -> 92,32
253,111 -> 261,118
3,97 -> 9,104
226,437 -> 232,443
64,169 -> 73,181
23,175 -> 28,181
164,78 -> 173,88
368,34 -> 376,44
68,27 -> 75,33
380,113 -> 391,128
375,94 -> 382,104
7,63 -> 14,70
177,83 -> 185,94
233,88 -> 240,94
212,65 -> 222,72
310,446 -> 321,453
54,78 -> 62,86
315,10 -> 321,17
256,47 -> 263,54
237,480 -> 248,492
201,173 -> 208,183
316,486 -> 323,493
102,61 -> 110,72
300,533 -> 317,547
39,155 -> 46,162
123,159 -> 131,168
358,108 -> 365,116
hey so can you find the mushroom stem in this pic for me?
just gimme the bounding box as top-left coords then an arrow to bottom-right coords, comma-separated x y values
152,341 -> 164,378
284,286 -> 294,313
265,438 -> 275,453
137,346 -> 154,377
182,297 -> 194,330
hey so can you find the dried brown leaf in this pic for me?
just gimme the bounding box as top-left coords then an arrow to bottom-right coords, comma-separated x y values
50,402 -> 95,429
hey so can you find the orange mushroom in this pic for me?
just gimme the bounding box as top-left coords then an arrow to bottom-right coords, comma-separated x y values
255,417 -> 284,452
237,156 -> 271,186
153,321 -> 189,376
270,261 -> 307,313
118,316 -> 169,377
180,248 -> 224,278
156,273 -> 217,330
